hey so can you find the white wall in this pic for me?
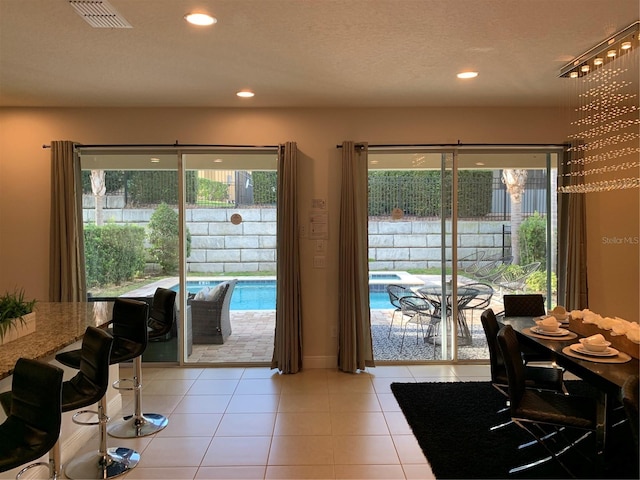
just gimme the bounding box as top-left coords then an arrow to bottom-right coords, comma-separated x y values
1,106 -> 637,366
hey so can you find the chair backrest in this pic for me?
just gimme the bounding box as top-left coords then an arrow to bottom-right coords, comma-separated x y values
112,298 -> 149,348
148,287 -> 177,335
496,325 -> 526,412
63,326 -> 114,411
503,294 -> 545,317
480,309 -> 504,378
464,283 -> 494,309
387,284 -> 411,309
0,358 -> 63,473
400,296 -> 437,323
621,375 -> 639,448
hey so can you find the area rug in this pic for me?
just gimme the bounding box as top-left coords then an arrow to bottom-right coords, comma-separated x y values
390,381 -> 638,479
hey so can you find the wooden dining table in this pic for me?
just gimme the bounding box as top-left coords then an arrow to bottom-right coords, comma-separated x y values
0,302 -> 114,380
502,315 -> 639,462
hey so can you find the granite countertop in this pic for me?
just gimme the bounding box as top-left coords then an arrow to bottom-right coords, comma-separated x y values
0,302 -> 113,380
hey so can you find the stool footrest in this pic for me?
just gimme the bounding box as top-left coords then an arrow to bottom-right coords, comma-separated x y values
112,378 -> 137,392
72,409 -> 109,426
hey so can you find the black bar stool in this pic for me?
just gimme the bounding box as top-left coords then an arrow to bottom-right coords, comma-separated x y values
0,358 -> 63,479
57,298 -> 168,439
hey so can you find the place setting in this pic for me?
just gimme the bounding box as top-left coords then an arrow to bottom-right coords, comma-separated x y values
563,334 -> 632,364
524,316 -> 578,340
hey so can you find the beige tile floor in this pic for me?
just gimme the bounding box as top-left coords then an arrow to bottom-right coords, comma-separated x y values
70,364 -> 493,480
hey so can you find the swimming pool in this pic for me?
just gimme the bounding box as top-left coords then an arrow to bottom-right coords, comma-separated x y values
176,273 -> 420,310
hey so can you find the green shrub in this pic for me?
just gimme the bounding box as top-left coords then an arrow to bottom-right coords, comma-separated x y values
253,171 -> 277,205
519,212 -> 547,265
127,171 -> 198,205
367,170 -> 493,217
198,177 -> 229,203
526,270 -> 557,293
84,223 -> 146,287
148,203 -> 192,274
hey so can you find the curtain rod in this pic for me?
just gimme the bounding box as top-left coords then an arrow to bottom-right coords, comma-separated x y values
42,142 -> 279,149
336,143 -> 568,149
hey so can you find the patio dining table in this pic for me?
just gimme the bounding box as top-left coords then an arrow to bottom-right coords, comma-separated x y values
416,284 -> 480,345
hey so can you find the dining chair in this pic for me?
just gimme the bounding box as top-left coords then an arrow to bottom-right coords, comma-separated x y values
480,309 -> 567,431
621,375 -> 639,450
0,358 -> 63,479
496,324 -> 598,477
501,293 -> 556,365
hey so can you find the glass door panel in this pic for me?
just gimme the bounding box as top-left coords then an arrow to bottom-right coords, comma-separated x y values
368,147 -> 561,363
181,150 -> 278,365
367,150 -> 452,361
79,150 -> 180,363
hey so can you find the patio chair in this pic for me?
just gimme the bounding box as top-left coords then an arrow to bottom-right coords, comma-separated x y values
474,255 -> 513,282
189,279 -> 237,344
495,262 -> 541,293
460,282 -> 493,328
399,296 -> 440,357
386,284 -> 413,337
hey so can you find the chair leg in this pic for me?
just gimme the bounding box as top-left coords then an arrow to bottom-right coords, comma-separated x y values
64,396 -> 140,479
508,419 -> 593,478
107,356 -> 168,438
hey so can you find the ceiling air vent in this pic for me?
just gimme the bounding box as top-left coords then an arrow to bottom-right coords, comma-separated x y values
69,0 -> 132,28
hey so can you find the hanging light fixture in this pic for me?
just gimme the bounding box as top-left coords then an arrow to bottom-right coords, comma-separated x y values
558,21 -> 640,194
559,21 -> 639,78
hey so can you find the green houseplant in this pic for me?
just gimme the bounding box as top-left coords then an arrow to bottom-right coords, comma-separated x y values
0,289 -> 37,343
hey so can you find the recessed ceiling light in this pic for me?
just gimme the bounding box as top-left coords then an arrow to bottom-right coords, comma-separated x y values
150,157 -> 160,163
593,57 -> 604,66
184,13 -> 216,26
607,49 -> 617,58
457,71 -> 478,79
236,90 -> 255,98
622,41 -> 632,50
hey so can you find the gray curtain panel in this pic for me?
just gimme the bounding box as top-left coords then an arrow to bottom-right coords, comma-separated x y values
558,148 -> 588,310
49,140 -> 86,302
271,142 -> 303,373
338,141 -> 374,372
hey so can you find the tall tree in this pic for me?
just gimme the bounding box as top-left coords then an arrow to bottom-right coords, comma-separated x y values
502,169 -> 528,264
90,170 -> 106,226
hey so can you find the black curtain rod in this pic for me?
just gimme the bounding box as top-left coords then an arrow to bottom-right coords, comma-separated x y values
336,142 -> 568,148
42,142 -> 279,149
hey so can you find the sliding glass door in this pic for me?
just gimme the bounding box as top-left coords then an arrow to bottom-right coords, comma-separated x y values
368,146 -> 562,363
79,147 -> 278,366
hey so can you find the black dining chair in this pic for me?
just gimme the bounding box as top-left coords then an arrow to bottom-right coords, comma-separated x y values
496,324 -> 598,477
0,358 -> 64,479
480,309 -> 567,431
502,293 -> 556,365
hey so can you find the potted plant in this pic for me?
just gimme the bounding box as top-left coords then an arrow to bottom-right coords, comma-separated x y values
0,289 -> 37,344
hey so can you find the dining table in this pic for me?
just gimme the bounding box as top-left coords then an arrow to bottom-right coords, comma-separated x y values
416,284 -> 480,345
502,315 -> 639,462
0,301 -> 114,380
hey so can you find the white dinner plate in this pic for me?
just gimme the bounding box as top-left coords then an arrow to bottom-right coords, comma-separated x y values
569,343 -> 619,357
531,326 -> 571,337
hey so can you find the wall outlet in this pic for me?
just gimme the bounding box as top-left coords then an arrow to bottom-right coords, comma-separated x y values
299,224 -> 307,238
313,256 -> 326,268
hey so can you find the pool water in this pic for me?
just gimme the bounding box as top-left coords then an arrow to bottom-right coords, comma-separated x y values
180,280 -> 396,310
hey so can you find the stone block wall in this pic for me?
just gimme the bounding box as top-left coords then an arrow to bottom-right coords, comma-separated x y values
83,197 -> 509,273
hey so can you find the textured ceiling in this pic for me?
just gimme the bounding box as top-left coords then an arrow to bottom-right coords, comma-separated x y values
0,0 -> 638,108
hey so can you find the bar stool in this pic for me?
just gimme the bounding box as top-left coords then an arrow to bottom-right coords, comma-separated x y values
57,298 -> 168,439
147,287 -> 177,341
0,358 -> 63,479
